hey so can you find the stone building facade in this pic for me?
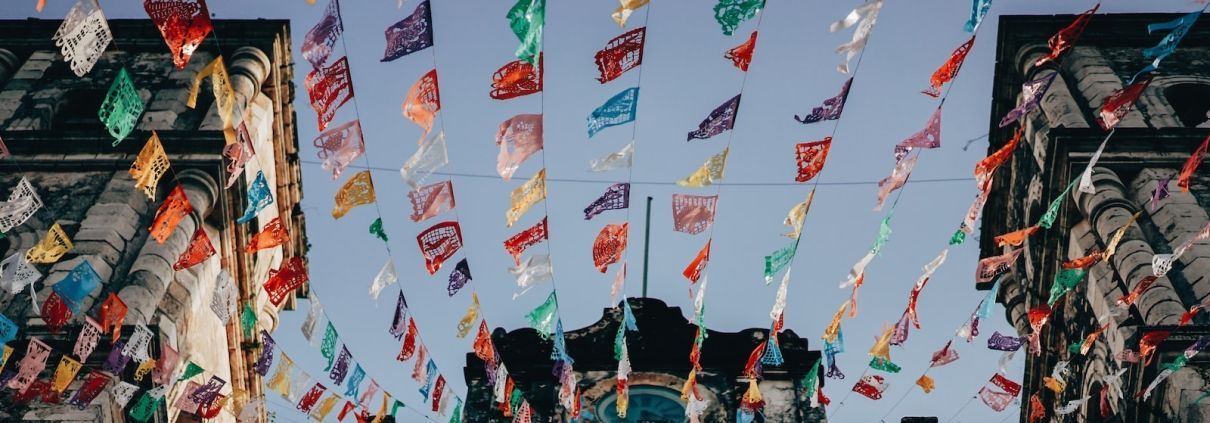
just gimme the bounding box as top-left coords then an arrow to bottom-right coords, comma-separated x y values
0,19 -> 305,422
981,13 -> 1210,422
462,298 -> 825,422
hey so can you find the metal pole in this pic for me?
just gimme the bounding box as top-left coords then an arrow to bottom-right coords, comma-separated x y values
642,196 -> 652,298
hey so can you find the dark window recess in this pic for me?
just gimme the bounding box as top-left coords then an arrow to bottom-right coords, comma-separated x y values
1165,83 -> 1210,128
51,89 -> 105,131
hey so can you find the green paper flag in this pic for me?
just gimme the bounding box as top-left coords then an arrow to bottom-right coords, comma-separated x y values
98,68 -> 145,146
178,361 -> 204,381
320,322 -> 339,370
614,325 -> 626,361
1068,341 -> 1082,354
449,399 -> 463,423
510,387 -> 523,413
872,210 -> 894,255
869,357 -> 902,373
525,291 -> 558,339
1162,355 -> 1189,372
713,0 -> 765,36
370,218 -> 389,242
1195,390 -> 1210,404
1047,268 -> 1087,305
802,357 -> 822,397
949,229 -> 966,246
763,242 -> 796,284
129,393 -> 164,422
507,0 -> 545,63
391,400 -> 406,416
1038,179 -> 1077,229
241,302 -> 258,338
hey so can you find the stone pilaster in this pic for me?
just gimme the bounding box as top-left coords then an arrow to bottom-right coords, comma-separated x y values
1131,168 -> 1210,303
116,169 -> 218,326
1076,168 -> 1184,325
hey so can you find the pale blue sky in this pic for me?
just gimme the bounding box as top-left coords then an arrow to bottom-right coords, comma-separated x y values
7,1 -> 1204,422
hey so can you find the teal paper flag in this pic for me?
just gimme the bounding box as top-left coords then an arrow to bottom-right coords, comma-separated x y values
1038,179 -> 1076,229
241,302 -> 258,338
52,260 -> 101,313
237,171 -> 274,224
507,0 -> 545,63
1047,268 -> 1086,305
178,361 -> 204,381
370,218 -> 389,242
321,322 -> 339,370
763,242 -> 796,284
99,68 -> 145,146
525,291 -> 559,339
869,357 -> 901,373
872,209 -> 894,255
713,0 -> 764,36
587,87 -> 640,138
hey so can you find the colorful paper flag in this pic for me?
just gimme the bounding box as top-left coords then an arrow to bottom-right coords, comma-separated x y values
314,120 -> 364,180
672,194 -> 718,234
301,0 -> 343,68
588,87 -> 640,138
144,0 -> 212,68
172,228 -> 215,271
595,27 -> 646,83
506,169 -> 547,227
305,56 -> 355,131
725,31 -> 758,71
417,221 -> 463,274
382,0 -> 434,61
677,148 -> 729,187
400,131 -> 449,189
332,170 -> 376,219
496,114 -> 544,181
713,0 -> 764,36
98,68 -> 144,146
490,56 -> 543,100
236,171 -> 273,224
402,69 -> 442,140
592,223 -> 628,273
53,0 -> 112,77
688,94 -> 741,141
923,36 -> 976,97
1034,3 -> 1098,66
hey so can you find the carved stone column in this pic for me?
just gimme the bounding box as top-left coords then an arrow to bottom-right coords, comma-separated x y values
229,46 -> 272,116
117,169 -> 218,326
1076,168 -> 1184,325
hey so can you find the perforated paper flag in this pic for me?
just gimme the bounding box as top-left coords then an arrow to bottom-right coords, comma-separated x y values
688,94 -> 740,141
506,169 -> 547,227
144,0 -> 212,68
511,254 -> 553,293
448,259 -> 472,297
795,138 -> 831,183
53,0 -> 112,77
713,0 -> 764,36
129,133 -> 171,199
369,259 -> 398,301
999,73 -> 1057,128
408,180 -> 455,222
507,0 -> 545,63
725,31 -> 758,71
417,221 -> 463,274
490,56 -> 543,100
496,114 -> 544,181
612,0 -> 649,26
588,88 -> 640,138
382,0 -> 434,61
25,223 -> 72,265
592,223 -> 628,273
173,228 -> 215,271
595,27 -> 646,83
964,0 -> 992,32
832,0 -> 883,73
672,194 -> 718,235
923,36 -> 976,97
1097,73 -> 1153,131
332,170 -> 376,219
99,68 -> 144,146
456,292 -> 480,337
1034,3 -> 1098,66
302,0 -> 343,68
504,217 -> 548,265
403,70 -> 442,141
585,183 -> 630,220
187,57 -> 237,143
263,257 -> 309,306
796,78 -> 851,124
247,217 -> 289,253
401,131 -> 449,189
678,149 -> 729,188
305,57 -> 355,131
590,142 -> 634,172
236,171 -> 273,224
314,120 -> 364,180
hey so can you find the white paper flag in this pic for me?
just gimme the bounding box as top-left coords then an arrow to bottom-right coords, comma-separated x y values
52,0 -> 113,77
832,0 -> 883,73
110,381 -> 140,408
209,271 -> 236,324
510,254 -> 553,298
0,178 -> 43,233
589,142 -> 634,172
400,131 -> 448,189
301,296 -> 324,345
369,259 -> 398,301
769,267 -> 790,320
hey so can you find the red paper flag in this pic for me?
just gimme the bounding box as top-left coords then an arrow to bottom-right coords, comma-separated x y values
431,375 -> 446,412
149,185 -> 193,244
398,318 -> 418,361
173,228 -> 215,271
417,221 -> 463,274
1178,134 -> 1210,192
473,320 -> 495,362
989,373 -> 1022,397
144,0 -> 213,69
1138,330 -> 1171,366
1117,275 -> 1158,307
975,128 -> 1020,185
263,257 -> 310,306
795,138 -> 832,183
852,375 -> 887,400
246,217 -> 290,252
297,383 -> 327,413
1097,73 -> 1153,131
724,31 -> 758,72
994,226 -> 1039,247
41,292 -> 73,335
979,386 -> 1015,412
504,217 -> 548,265
402,69 -> 442,140
1034,3 -> 1099,67
305,57 -> 355,131
923,36 -> 976,97
595,27 -> 646,83
1061,250 -> 1105,269
491,55 -> 543,100
592,223 -> 628,273
683,239 -> 711,283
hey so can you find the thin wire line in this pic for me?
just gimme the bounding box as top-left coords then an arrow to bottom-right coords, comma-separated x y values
944,395 -> 978,423
617,0 -> 655,303
297,159 -> 975,186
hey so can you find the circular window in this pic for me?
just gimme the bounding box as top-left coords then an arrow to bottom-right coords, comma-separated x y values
589,385 -> 687,423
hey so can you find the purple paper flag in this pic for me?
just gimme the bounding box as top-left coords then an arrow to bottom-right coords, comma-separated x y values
447,259 -> 472,297
687,94 -> 741,141
382,0 -> 434,61
330,345 -> 352,384
998,73 -> 1057,128
987,331 -> 1025,351
254,330 -> 276,376
795,78 -> 852,124
103,341 -> 131,374
189,376 -> 227,408
390,291 -> 409,339
584,183 -> 630,220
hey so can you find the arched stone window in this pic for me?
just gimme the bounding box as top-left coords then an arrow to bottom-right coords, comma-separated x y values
589,385 -> 687,423
1164,83 -> 1210,128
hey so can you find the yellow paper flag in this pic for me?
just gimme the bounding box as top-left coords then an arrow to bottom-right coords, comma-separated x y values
133,358 -> 156,382
1044,376 -> 1067,393
187,56 -> 238,144
332,170 -> 377,219
869,323 -> 894,361
310,393 -> 342,421
26,223 -> 73,264
52,356 -> 84,393
267,354 -> 294,398
784,189 -> 815,240
822,302 -> 848,344
456,293 -> 481,338
0,346 -> 11,371
506,169 -> 547,227
676,148 -> 729,188
371,393 -> 391,423
1103,211 -> 1142,262
129,132 -> 171,199
612,0 -> 650,26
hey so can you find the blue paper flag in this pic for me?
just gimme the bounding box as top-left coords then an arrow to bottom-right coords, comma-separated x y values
52,260 -> 101,313
237,171 -> 274,224
964,0 -> 993,32
419,359 -> 438,400
587,87 -> 640,138
0,314 -> 17,345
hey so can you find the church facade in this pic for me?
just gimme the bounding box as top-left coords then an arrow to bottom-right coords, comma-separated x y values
0,19 -> 305,422
981,12 -> 1210,422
